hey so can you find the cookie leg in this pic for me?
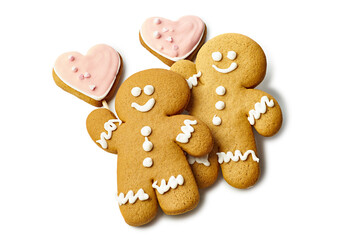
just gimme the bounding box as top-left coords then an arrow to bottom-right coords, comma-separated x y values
188,145 -> 220,188
117,177 -> 158,226
218,142 -> 260,189
153,166 -> 199,215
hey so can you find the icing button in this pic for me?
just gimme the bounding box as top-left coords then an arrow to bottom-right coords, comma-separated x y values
153,31 -> 161,39
143,157 -> 153,168
212,115 -> 222,126
216,86 -> 226,96
141,126 -> 152,137
215,101 -> 225,110
153,18 -> 161,24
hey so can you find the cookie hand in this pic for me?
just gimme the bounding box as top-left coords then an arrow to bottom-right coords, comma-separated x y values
171,115 -> 213,157
245,89 -> 282,137
86,108 -> 123,153
170,60 -> 200,89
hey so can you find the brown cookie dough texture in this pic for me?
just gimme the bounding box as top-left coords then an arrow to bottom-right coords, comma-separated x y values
171,33 -> 282,189
86,69 -> 213,226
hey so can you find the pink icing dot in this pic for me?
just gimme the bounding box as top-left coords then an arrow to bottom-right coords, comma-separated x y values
153,31 -> 161,39
89,85 -> 96,91
72,66 -> 78,72
158,45 -> 164,50
173,45 -> 179,50
162,27 -> 169,33
68,55 -> 75,61
79,74 -> 84,80
153,18 -> 161,24
166,36 -> 173,42
84,72 -> 91,78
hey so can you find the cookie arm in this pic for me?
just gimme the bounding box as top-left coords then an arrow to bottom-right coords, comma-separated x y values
170,115 -> 213,157
170,60 -> 200,89
86,108 -> 123,154
245,89 -> 282,137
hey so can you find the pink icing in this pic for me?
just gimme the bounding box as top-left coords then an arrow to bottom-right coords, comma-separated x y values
140,16 -> 205,60
54,44 -> 120,101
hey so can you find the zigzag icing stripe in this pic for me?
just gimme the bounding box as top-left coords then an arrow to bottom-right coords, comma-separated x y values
188,154 -> 210,167
96,119 -> 122,149
116,188 -> 149,206
152,175 -> 184,194
248,96 -> 275,125
186,71 -> 201,89
217,150 -> 259,164
176,120 -> 197,143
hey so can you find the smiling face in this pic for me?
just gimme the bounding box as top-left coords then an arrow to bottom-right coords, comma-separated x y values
196,33 -> 267,88
115,69 -> 190,121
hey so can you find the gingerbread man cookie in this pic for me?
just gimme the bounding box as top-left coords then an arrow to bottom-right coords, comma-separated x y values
171,33 -> 282,189
53,44 -> 122,107
86,69 -> 213,226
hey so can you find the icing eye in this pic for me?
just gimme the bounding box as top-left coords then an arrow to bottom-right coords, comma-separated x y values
131,87 -> 141,97
212,52 -> 222,61
227,51 -> 237,60
144,85 -> 154,95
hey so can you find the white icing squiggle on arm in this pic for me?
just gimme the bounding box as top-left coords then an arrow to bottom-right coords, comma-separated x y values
176,120 -> 197,143
96,119 -> 122,149
248,96 -> 275,125
188,154 -> 210,166
217,150 -> 259,164
152,175 -> 184,194
116,189 -> 149,206
186,71 -> 201,89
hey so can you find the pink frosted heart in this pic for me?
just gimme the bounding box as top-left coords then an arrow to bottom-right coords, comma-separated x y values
54,44 -> 121,101
140,16 -> 205,61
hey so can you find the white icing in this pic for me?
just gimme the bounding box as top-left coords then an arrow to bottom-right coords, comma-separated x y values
152,175 -> 184,194
212,52 -> 222,61
248,96 -> 275,125
143,157 -> 153,167
131,98 -> 155,112
227,51 -> 237,60
139,27 -> 205,62
217,150 -> 259,164
141,126 -> 152,137
142,137 -> 153,152
216,86 -> 226,96
176,120 -> 197,143
96,119 -> 122,149
186,71 -> 201,89
212,115 -> 221,126
215,101 -> 225,110
131,87 -> 141,97
144,85 -> 154,96
212,62 -> 238,74
188,154 -> 210,167
116,189 -> 149,206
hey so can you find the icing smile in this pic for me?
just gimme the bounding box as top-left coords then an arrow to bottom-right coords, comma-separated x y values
212,62 -> 238,74
131,98 -> 156,112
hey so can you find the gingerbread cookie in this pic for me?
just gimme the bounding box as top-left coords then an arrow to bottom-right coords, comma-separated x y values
86,69 -> 213,226
171,33 -> 282,189
53,44 -> 122,107
139,16 -> 206,66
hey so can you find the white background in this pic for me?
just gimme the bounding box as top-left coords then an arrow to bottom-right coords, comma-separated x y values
1,0 -> 359,239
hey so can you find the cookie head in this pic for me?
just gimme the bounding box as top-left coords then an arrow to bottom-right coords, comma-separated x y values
196,33 -> 267,88
115,69 -> 190,120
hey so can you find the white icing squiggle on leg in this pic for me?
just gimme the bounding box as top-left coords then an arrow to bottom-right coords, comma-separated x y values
217,150 -> 259,164
96,119 -> 122,149
186,71 -> 201,89
188,154 -> 210,166
152,175 -> 184,194
176,120 -> 197,143
248,96 -> 274,125
116,188 -> 149,206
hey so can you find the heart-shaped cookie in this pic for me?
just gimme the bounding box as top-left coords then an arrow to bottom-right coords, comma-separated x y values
140,16 -> 206,66
53,44 -> 122,107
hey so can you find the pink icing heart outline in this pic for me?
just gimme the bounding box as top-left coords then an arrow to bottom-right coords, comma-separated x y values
54,44 -> 121,101
140,16 -> 205,61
